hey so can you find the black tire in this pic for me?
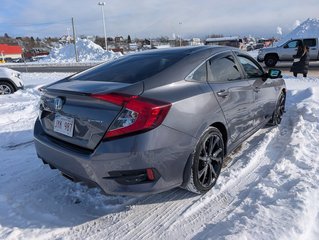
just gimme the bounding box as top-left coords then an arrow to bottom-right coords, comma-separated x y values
265,55 -> 278,67
268,92 -> 285,126
0,81 -> 15,95
185,127 -> 224,194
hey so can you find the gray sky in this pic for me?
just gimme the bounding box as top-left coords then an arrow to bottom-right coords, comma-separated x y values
0,0 -> 318,38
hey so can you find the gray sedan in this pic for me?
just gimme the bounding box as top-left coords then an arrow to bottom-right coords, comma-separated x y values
34,46 -> 286,196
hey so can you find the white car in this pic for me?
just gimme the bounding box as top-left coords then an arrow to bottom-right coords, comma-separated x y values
0,67 -> 24,95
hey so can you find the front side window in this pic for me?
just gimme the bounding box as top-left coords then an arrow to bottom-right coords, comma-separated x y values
237,55 -> 264,78
209,55 -> 241,82
285,40 -> 301,48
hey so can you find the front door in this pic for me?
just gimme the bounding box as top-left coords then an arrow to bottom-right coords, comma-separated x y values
235,53 -> 277,127
207,52 -> 255,144
281,39 -> 301,60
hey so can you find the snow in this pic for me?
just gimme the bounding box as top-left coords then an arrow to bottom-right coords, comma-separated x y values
1,73 -> 319,240
278,18 -> 319,45
247,49 -> 259,59
41,39 -> 122,63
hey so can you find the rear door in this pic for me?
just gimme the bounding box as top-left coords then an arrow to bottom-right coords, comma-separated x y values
303,38 -> 318,60
207,52 -> 255,143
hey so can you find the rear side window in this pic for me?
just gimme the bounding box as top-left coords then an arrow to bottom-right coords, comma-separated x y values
303,39 -> 316,47
209,55 -> 241,82
185,63 -> 207,81
70,54 -> 185,83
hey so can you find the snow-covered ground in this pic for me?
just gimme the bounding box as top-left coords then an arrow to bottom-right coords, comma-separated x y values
0,73 -> 319,240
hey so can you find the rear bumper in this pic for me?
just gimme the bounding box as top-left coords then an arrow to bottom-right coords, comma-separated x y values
34,118 -> 196,196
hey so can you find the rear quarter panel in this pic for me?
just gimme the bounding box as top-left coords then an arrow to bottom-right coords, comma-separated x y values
142,80 -> 227,140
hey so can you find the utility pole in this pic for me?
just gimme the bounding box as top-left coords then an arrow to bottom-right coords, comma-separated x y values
71,17 -> 79,62
98,2 -> 108,51
179,22 -> 182,47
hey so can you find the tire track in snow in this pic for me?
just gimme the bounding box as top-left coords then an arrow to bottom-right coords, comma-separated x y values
59,188 -> 194,240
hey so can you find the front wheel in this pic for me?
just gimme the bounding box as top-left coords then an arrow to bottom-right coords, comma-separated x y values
264,55 -> 278,67
268,92 -> 285,126
185,127 -> 224,194
0,81 -> 15,95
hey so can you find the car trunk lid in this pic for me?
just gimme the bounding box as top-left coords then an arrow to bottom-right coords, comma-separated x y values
39,79 -> 143,150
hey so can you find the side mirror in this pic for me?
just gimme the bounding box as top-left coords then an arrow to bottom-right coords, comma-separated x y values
268,69 -> 282,79
262,69 -> 282,81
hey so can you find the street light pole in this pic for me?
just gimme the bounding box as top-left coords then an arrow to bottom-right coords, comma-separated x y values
98,2 -> 108,51
179,22 -> 182,47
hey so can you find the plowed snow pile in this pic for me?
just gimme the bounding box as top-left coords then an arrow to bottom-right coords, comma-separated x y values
41,39 -> 122,63
0,73 -> 318,240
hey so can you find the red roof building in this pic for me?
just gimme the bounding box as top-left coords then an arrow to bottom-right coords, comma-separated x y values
0,44 -> 23,59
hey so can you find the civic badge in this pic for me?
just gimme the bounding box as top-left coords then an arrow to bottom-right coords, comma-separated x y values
54,97 -> 64,111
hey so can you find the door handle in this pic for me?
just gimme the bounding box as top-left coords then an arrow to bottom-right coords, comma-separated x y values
216,90 -> 229,97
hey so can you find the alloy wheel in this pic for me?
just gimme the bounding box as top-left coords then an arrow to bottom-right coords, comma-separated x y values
197,133 -> 224,188
274,94 -> 285,124
0,84 -> 13,95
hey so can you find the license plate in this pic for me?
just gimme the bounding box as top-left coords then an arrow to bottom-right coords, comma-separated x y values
53,114 -> 74,137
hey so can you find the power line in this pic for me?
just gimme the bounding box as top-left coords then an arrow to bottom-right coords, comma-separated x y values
3,19 -> 70,28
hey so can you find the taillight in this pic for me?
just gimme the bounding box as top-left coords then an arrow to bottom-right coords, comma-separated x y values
91,93 -> 171,139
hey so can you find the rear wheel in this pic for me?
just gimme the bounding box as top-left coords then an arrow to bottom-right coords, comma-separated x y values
268,92 -> 285,126
185,127 -> 224,194
0,81 -> 15,95
265,55 -> 278,67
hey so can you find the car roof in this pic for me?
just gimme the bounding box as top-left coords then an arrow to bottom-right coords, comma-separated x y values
140,46 -> 241,90
134,45 -> 230,56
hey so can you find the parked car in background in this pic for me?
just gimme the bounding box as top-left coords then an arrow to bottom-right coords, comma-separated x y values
0,67 -> 24,95
257,37 -> 319,67
34,46 -> 286,196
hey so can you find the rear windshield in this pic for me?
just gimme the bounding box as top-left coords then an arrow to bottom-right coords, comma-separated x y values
70,53 -> 185,83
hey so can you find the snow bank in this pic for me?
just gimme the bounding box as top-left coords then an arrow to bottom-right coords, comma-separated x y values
279,18 -> 319,44
0,73 -> 319,239
41,39 -> 122,63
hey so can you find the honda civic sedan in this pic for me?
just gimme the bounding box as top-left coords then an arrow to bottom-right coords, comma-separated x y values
34,46 -> 286,196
